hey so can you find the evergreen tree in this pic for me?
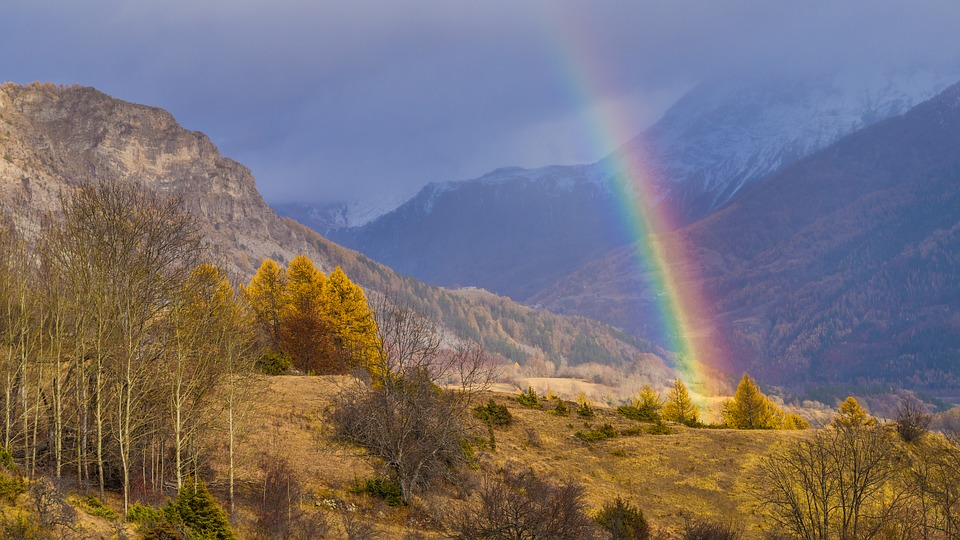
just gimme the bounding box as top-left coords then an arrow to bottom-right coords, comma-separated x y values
662,379 -> 699,426
831,396 -> 877,429
723,374 -> 784,430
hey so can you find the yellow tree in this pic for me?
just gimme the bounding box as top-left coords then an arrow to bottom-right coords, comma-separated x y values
243,259 -> 287,350
831,396 -> 877,429
723,374 -> 784,430
662,379 -> 699,426
322,267 -> 379,374
280,255 -> 343,374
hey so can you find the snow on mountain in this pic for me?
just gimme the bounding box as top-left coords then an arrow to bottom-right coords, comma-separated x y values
623,67 -> 960,218
274,191 -> 412,234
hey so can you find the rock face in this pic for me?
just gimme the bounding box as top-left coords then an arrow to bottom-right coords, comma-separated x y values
0,82 -> 667,378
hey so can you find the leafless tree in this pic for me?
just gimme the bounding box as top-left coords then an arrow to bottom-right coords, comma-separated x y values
757,425 -> 907,540
447,468 -> 598,540
331,299 -> 496,503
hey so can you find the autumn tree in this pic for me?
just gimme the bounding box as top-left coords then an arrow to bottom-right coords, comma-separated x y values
322,267 -> 379,375
832,396 -> 877,429
244,259 -> 287,350
723,374 -> 784,430
279,255 -> 343,374
662,379 -> 699,426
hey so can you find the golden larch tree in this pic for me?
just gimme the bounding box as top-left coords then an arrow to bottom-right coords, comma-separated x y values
322,267 -> 380,374
662,379 -> 699,426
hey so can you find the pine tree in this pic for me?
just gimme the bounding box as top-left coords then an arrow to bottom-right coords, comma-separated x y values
662,379 -> 699,426
322,267 -> 379,374
831,396 -> 876,429
243,259 -> 287,350
723,374 -> 784,429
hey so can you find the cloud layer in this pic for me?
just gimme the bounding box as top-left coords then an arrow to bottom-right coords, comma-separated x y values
4,0 -> 960,203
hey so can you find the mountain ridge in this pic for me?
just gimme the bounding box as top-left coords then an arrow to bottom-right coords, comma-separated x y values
0,82 -> 670,381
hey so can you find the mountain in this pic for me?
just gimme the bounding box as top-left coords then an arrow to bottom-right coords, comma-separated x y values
537,80 -> 960,397
0,82 -> 669,379
273,194 -> 411,236
312,69 -> 957,303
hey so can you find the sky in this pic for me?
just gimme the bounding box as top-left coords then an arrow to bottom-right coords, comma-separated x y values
4,1 -> 960,205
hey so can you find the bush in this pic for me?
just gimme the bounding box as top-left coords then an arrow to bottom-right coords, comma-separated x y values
78,495 -> 119,521
448,468 -> 596,539
517,386 -> 540,408
576,393 -> 595,418
256,350 -> 292,375
474,399 -> 512,427
647,422 -> 673,435
595,496 -> 649,540
0,446 -> 24,505
681,517 -> 742,540
554,399 -> 571,416
356,477 -> 404,507
575,423 -> 619,442
165,481 -> 234,540
127,502 -> 165,524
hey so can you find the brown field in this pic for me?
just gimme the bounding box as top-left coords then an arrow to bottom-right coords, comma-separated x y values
217,374 -> 804,538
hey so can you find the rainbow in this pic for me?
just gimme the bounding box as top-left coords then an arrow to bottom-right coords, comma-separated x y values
540,10 -> 729,396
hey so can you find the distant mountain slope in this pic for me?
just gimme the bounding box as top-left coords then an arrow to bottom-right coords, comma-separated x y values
536,80 -> 960,396
313,69 -> 957,303
0,82 -> 669,378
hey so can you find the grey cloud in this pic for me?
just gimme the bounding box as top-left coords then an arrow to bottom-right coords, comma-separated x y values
4,0 -> 960,203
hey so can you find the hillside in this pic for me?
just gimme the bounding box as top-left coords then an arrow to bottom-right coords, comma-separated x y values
301,70 -> 957,305
0,82 -> 669,379
535,81 -> 960,398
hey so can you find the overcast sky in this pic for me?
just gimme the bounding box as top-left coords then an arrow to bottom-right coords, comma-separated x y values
4,1 -> 960,204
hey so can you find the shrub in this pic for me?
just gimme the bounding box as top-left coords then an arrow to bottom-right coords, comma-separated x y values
165,481 -> 234,540
474,399 -> 512,427
127,502 -> 165,524
576,393 -> 595,418
356,477 -> 404,507
619,385 -> 664,423
554,399 -> 571,416
595,496 -> 649,540
256,350 -> 292,375
0,446 -> 24,505
781,413 -> 810,430
647,422 -> 673,435
79,495 -> 119,521
895,395 -> 932,443
575,423 -> 619,442
517,386 -> 540,408
448,468 -> 596,539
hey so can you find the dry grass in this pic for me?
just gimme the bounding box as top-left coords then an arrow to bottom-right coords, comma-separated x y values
209,375 -> 808,539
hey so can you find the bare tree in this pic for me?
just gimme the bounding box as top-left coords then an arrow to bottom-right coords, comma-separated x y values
757,425 -> 907,539
448,468 -> 597,540
331,299 -> 495,503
